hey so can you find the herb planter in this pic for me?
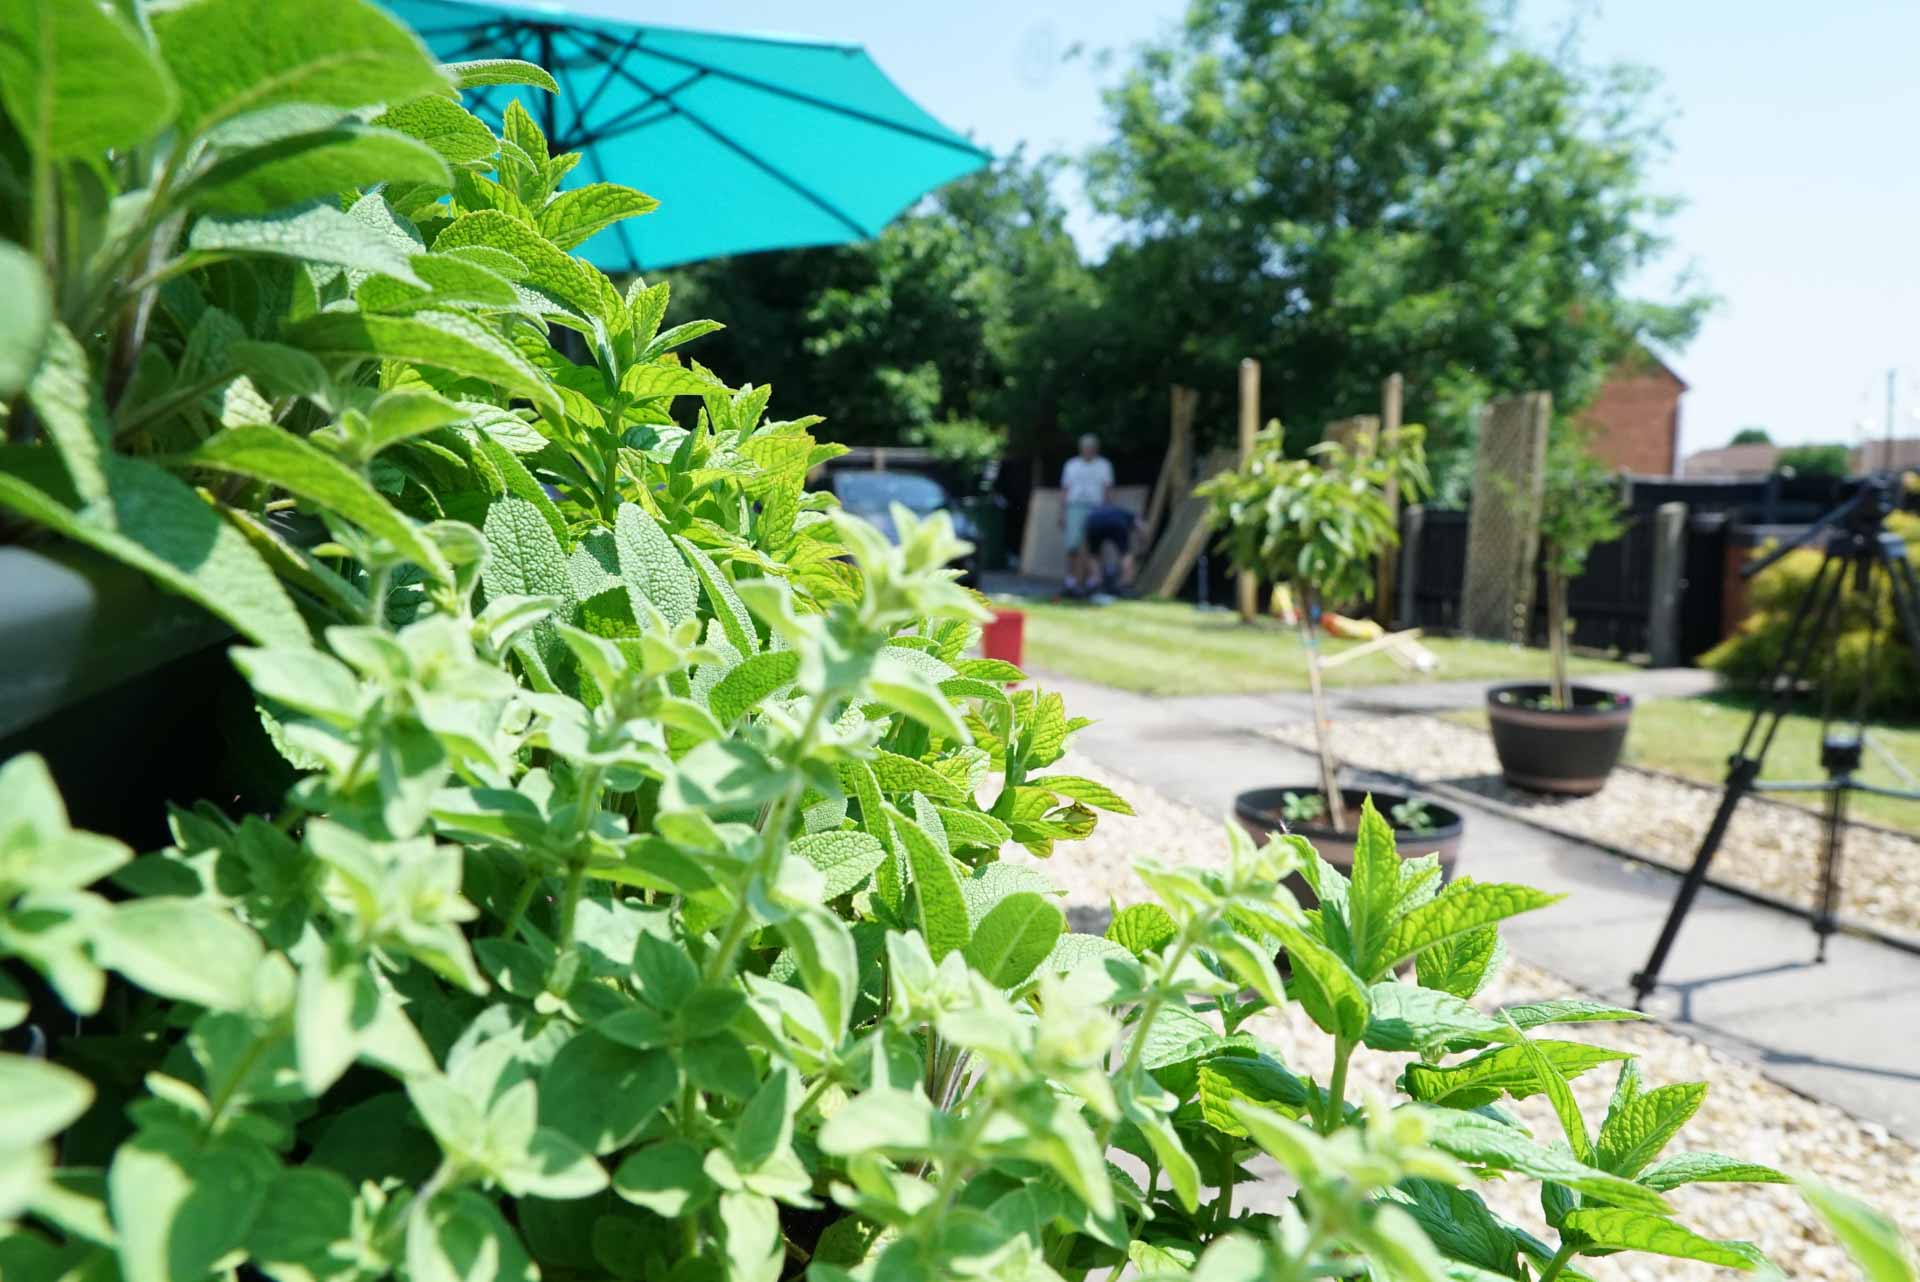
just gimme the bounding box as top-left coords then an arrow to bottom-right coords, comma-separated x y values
1232,786 -> 1464,909
1486,682 -> 1632,796
0,543 -> 279,846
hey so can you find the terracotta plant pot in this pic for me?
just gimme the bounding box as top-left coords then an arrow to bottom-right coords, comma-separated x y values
1232,786 -> 1464,911
1486,682 -> 1632,796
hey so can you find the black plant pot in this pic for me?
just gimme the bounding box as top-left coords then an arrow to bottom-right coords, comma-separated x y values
1486,682 -> 1632,797
1233,786 -> 1464,911
0,542 -> 288,847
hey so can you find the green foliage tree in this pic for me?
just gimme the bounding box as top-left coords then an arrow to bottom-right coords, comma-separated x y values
0,4 -> 1881,1280
1777,442 -> 1852,477
1199,426 -> 1429,830
1537,430 -> 1629,708
1086,0 -> 1706,483
1730,427 -> 1773,445
668,152 -> 1095,447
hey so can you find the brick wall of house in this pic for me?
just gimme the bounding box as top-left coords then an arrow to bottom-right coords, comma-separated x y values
1578,362 -> 1686,476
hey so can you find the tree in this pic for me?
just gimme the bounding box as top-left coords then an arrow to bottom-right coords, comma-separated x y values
1776,443 -> 1850,477
1085,0 -> 1707,485
1730,426 -> 1773,445
1537,428 -> 1628,708
665,152 -> 1094,447
1198,425 -> 1428,830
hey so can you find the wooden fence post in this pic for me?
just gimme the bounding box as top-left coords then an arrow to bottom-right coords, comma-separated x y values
1460,392 -> 1551,642
1397,503 -> 1424,628
1376,372 -> 1404,625
1647,501 -> 1689,667
1236,359 -> 1260,621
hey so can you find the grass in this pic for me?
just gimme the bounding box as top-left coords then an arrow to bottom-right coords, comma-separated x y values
1003,597 -> 1637,697
1445,696 -> 1920,834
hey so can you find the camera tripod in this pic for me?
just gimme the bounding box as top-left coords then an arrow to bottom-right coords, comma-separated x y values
1631,473 -> 1920,1009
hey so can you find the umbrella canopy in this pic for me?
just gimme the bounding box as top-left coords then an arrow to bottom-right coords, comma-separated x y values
383,0 -> 991,271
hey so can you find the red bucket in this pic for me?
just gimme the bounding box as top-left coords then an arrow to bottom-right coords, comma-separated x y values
980,609 -> 1025,669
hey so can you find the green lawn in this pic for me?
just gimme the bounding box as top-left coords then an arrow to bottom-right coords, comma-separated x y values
1446,697 -> 1920,834
1004,598 -> 1637,696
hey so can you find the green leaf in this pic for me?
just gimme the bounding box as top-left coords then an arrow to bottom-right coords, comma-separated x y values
0,1055 -> 93,1148
1195,1054 -> 1314,1134
613,1139 -> 713,1218
405,1188 -> 538,1282
1026,774 -> 1135,815
285,309 -> 561,418
447,59 -> 559,92
1273,919 -> 1371,1040
537,183 -> 661,252
188,424 -> 451,582
152,0 -> 445,133
1415,916 -> 1505,1000
0,0 -> 176,159
0,242 -> 50,400
0,449 -> 311,647
1381,881 -> 1563,970
777,908 -> 858,1044
1560,1208 -> 1762,1269
482,496 -> 570,602
661,740 -> 785,813
1423,1110 -> 1670,1213
1636,1152 -> 1789,1193
24,322 -> 110,507
1107,903 -> 1178,957
1796,1176 -> 1916,1282
677,537 -> 758,655
1346,796 -> 1401,972
1505,1018 -> 1592,1164
614,504 -> 697,628
373,94 -> 497,165
791,830 -> 888,900
190,120 -> 449,215
869,649 -> 970,743
1362,981 -> 1509,1056
93,899 -> 264,1010
720,1190 -> 781,1282
538,1035 -> 676,1157
1501,998 -> 1643,1033
433,209 -> 618,325
963,891 -> 1064,989
1403,1040 -> 1632,1108
110,1123 -> 278,1282
866,750 -> 966,804
934,804 -> 1011,850
1595,1080 -> 1706,1177
893,806 -> 970,961
191,201 -> 426,285
707,651 -> 800,725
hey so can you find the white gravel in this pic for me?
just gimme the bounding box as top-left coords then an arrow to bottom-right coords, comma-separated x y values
1028,749 -> 1920,1281
1263,716 -> 1920,945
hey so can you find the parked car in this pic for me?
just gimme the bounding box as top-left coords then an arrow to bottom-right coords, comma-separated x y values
815,449 -> 981,585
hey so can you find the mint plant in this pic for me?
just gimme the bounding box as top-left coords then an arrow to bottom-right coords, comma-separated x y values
0,4 -> 1866,1281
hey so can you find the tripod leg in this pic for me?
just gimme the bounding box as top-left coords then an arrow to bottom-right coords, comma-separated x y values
1815,780 -> 1848,962
1631,758 -> 1760,1008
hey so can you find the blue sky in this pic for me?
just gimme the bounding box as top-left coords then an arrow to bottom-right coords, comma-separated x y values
566,1 -> 1920,457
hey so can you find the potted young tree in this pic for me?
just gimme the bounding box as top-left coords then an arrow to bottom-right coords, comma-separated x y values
1486,429 -> 1632,794
1199,424 -> 1463,886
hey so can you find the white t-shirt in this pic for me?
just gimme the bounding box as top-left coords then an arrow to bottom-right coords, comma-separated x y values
1061,456 -> 1113,506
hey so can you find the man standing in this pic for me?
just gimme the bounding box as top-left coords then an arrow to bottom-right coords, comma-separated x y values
1059,433 -> 1114,596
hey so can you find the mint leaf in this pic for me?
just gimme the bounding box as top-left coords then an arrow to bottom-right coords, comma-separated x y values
963,892 -> 1064,989
790,831 -> 887,901
285,310 -> 561,419
1595,1080 -> 1706,1178
537,183 -> 661,252
1560,1208 -> 1763,1269
1381,881 -> 1562,971
1637,1153 -> 1789,1193
191,202 -> 426,286
0,242 -> 50,399
447,59 -> 559,92
892,808 -> 970,962
152,0 -> 445,132
1403,1040 -> 1633,1108
372,95 -> 497,166
1106,903 -> 1177,958
189,121 -> 448,216
615,505 -> 697,627
0,0 -> 175,158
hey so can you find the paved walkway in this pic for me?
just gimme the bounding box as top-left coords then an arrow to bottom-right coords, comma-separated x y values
1039,669 -> 1920,1144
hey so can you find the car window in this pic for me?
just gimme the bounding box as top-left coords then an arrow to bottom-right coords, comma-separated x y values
833,470 -> 948,514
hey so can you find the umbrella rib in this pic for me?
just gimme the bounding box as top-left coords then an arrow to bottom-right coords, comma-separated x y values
550,44 -> 871,239
574,70 -> 706,144
577,26 -> 990,161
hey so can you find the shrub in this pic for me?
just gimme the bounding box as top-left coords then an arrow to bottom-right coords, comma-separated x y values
1703,510 -> 1920,715
0,5 -> 1884,1282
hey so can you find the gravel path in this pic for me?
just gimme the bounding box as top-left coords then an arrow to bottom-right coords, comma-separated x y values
1027,750 -> 1920,1280
1263,716 -> 1920,945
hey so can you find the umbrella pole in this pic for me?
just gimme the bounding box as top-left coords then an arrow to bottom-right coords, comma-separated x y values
538,28 -> 558,141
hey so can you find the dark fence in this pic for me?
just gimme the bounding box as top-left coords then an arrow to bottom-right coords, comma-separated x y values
1405,494 -> 1742,662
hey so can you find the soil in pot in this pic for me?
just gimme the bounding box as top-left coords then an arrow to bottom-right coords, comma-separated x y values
1486,682 -> 1632,797
1232,786 -> 1464,911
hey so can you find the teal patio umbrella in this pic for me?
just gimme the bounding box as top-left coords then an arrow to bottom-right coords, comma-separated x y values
383,0 -> 991,270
